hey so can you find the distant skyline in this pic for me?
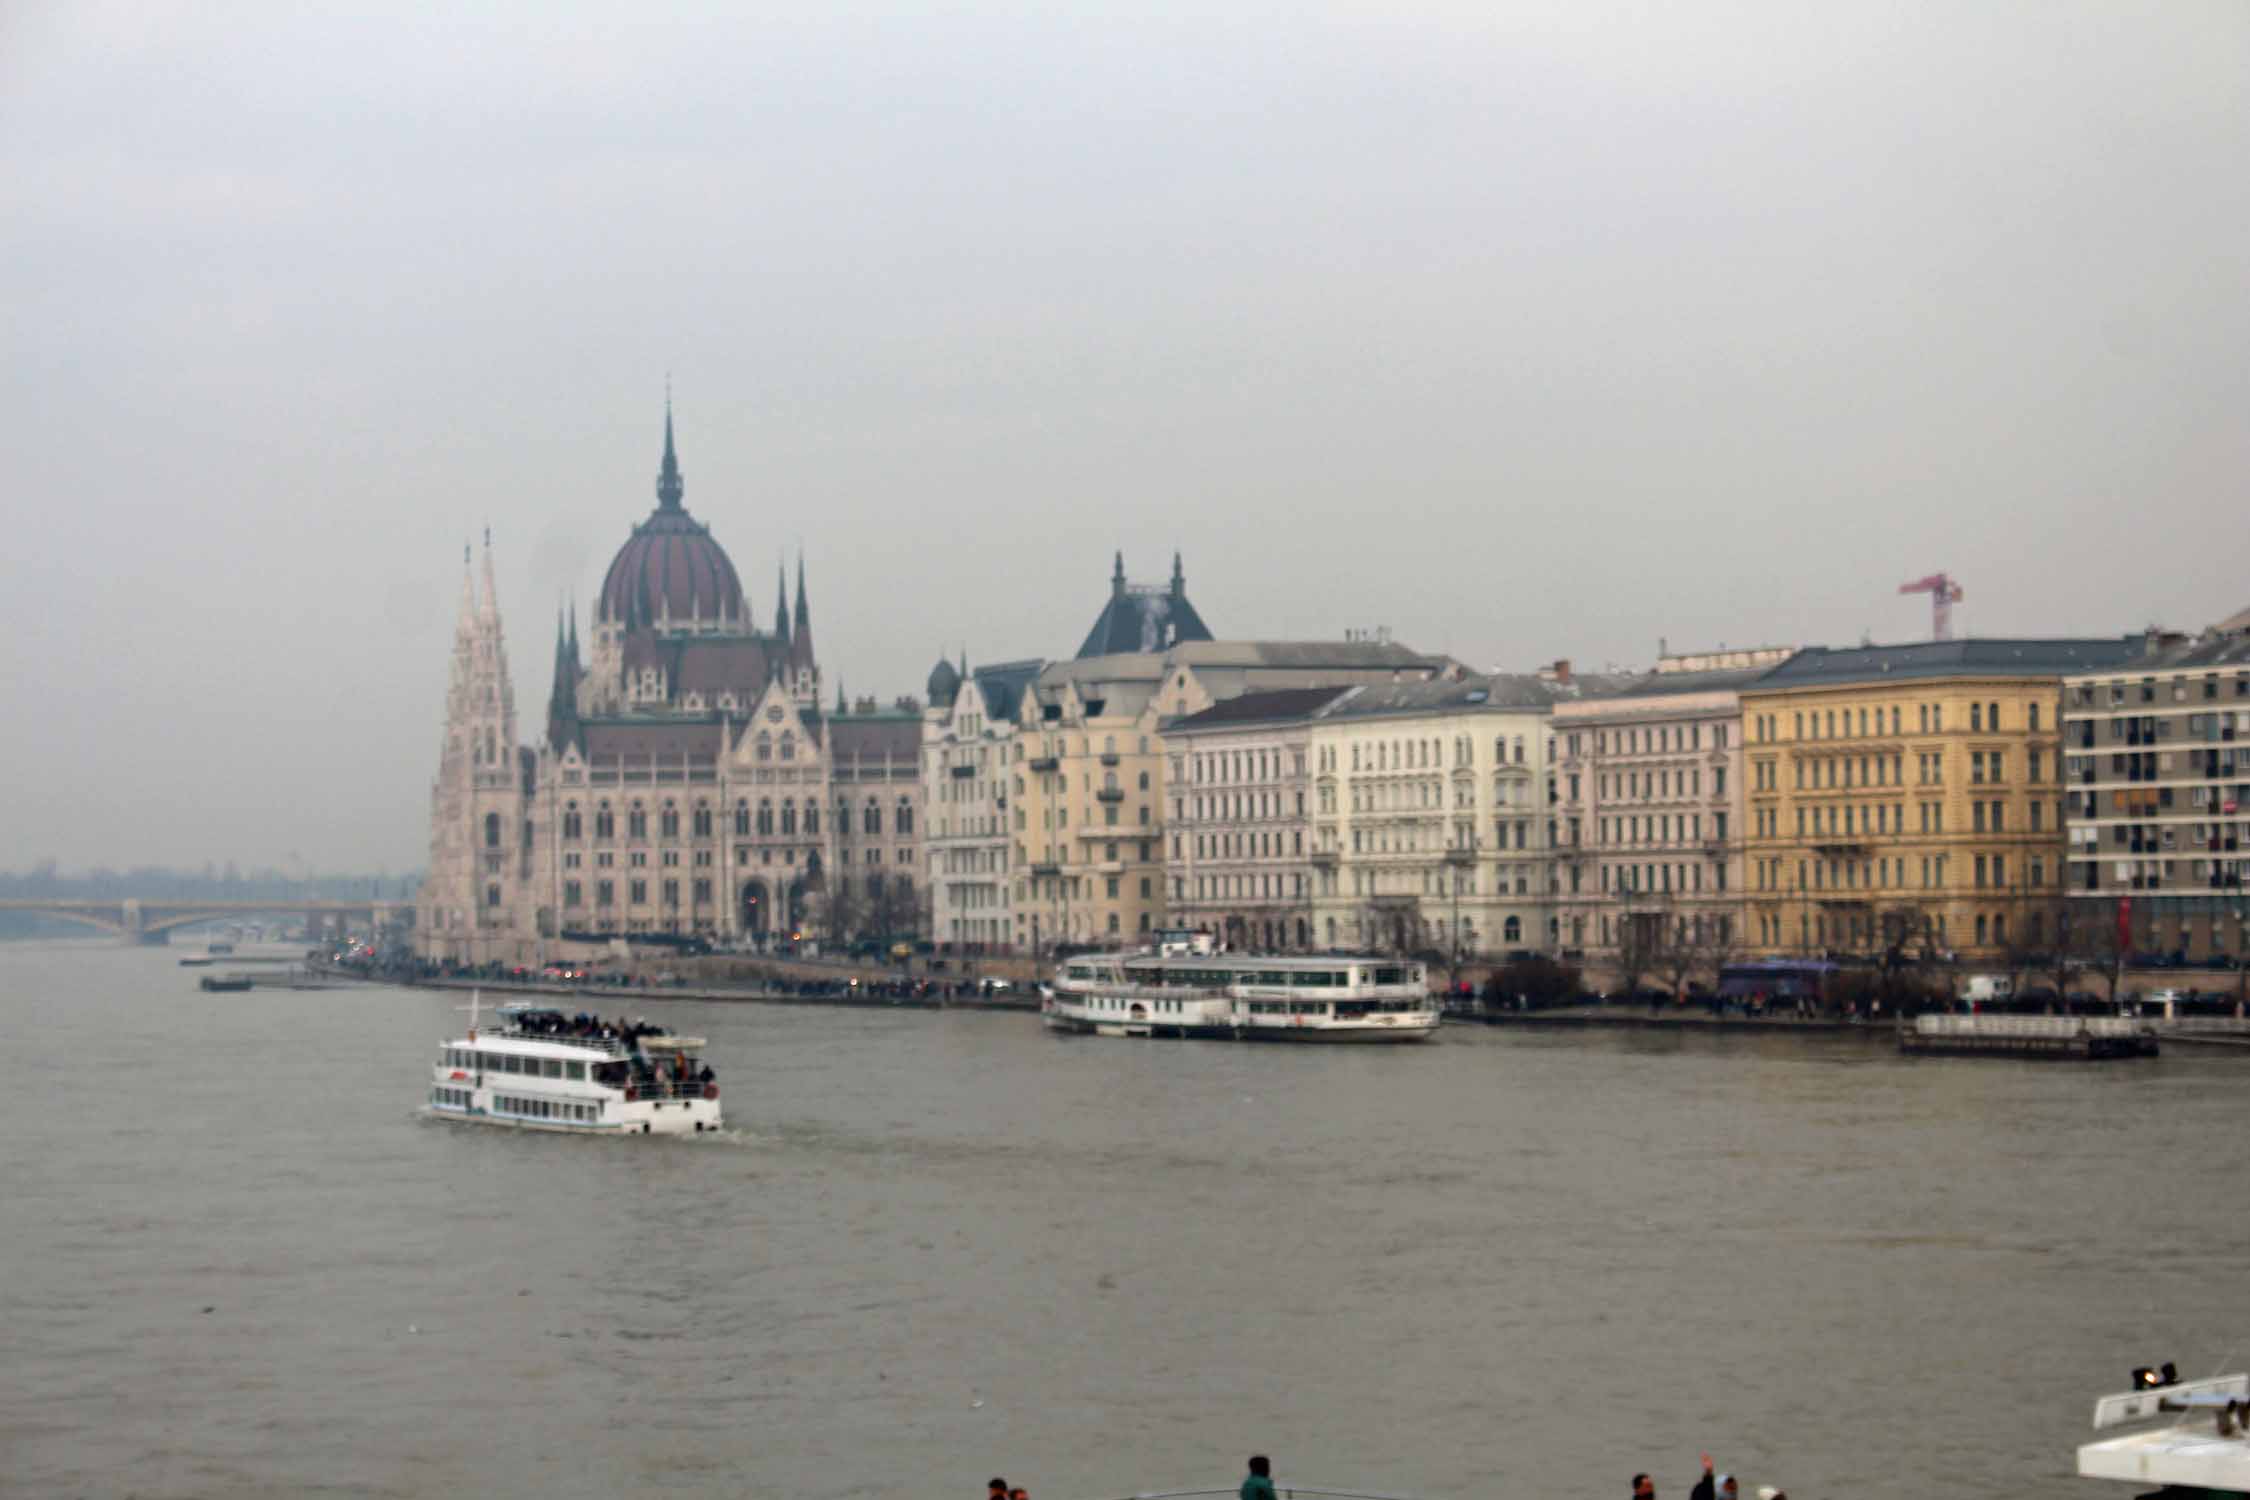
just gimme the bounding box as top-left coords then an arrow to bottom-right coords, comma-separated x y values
3,0 -> 2244,870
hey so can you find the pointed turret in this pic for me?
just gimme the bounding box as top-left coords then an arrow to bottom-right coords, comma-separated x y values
479,527 -> 499,619
547,601 -> 581,752
456,542 -> 477,635
656,400 -> 684,511
1171,550 -> 1185,598
1112,550 -> 1126,597
773,561 -> 790,641
790,553 -> 814,670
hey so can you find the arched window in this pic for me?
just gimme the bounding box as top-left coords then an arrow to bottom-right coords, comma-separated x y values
1138,770 -> 1149,790
692,802 -> 712,838
755,733 -> 771,762
805,804 -> 821,836
781,801 -> 797,835
757,799 -> 774,836
895,797 -> 913,835
595,802 -> 615,840
864,799 -> 881,835
628,802 -> 648,840
484,813 -> 501,849
660,801 -> 679,839
562,803 -> 582,840
1503,915 -> 1522,943
779,733 -> 795,761
733,801 -> 749,837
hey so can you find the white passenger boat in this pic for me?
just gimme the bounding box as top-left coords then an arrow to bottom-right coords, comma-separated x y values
1045,952 -> 1441,1042
2078,1367 -> 2250,1497
426,997 -> 723,1135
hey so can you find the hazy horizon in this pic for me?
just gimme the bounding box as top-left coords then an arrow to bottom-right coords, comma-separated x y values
4,0 -> 2244,871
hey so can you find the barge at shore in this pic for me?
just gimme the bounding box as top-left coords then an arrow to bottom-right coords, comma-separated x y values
1900,1013 -> 2159,1060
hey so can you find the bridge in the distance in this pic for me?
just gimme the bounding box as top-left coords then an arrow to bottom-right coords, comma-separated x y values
0,898 -> 404,944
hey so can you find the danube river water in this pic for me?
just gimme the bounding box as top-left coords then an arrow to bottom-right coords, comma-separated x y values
4,942 -> 2246,1499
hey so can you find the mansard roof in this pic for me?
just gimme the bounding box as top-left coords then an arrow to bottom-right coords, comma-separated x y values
1076,553 -> 1213,658
968,659 -> 1044,723
1750,636 -> 2145,690
1320,673 -> 1566,720
1166,687 -> 1356,734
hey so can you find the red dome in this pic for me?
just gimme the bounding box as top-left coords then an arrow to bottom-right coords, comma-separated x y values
599,510 -> 745,628
597,409 -> 747,629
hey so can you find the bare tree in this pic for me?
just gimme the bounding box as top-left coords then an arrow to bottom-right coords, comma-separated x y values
1614,905 -> 1669,1001
2056,892 -> 2130,1005
865,874 -> 919,946
816,874 -> 867,948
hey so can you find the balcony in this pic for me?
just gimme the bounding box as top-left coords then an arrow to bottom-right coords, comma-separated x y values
1443,846 -> 1475,866
1098,751 -> 1120,767
1096,787 -> 1125,803
1030,862 -> 1060,877
1028,755 -> 1059,772
1811,840 -> 1868,856
949,763 -> 977,778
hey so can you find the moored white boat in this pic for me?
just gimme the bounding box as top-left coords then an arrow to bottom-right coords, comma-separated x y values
1044,952 -> 1440,1042
2078,1367 -> 2250,1496
426,996 -> 723,1135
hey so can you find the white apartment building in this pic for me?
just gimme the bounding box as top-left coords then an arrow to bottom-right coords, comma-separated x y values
1163,688 -> 1347,949
921,658 -> 1044,951
1306,676 -> 1571,958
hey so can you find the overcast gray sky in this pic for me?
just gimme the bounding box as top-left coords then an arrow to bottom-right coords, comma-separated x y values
3,0 -> 2244,872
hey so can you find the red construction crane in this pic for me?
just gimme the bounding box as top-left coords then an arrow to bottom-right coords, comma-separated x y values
1899,572 -> 1965,641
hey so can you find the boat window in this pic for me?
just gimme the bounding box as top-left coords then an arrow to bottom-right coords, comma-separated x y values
566,1061 -> 585,1081
543,1059 -> 564,1079
1374,966 -> 1405,985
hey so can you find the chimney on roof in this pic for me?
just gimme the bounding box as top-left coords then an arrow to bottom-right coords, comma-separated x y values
1553,658 -> 1572,685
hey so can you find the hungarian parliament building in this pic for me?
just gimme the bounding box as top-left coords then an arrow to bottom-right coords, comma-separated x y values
417,412 -> 924,964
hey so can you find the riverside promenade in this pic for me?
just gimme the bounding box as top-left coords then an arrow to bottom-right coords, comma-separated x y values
1467,1003 -> 1881,1035
326,964 -> 1043,1014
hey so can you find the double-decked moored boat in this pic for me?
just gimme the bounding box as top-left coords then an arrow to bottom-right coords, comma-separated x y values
2078,1366 -> 2250,1497
1045,952 -> 1441,1042
427,999 -> 723,1135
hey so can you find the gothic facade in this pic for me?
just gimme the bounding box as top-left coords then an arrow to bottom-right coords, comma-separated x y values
418,413 -> 923,964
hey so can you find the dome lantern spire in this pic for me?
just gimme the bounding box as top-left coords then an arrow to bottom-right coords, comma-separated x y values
656,395 -> 684,511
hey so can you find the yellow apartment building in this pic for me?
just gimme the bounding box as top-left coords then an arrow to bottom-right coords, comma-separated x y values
1740,638 -> 2141,964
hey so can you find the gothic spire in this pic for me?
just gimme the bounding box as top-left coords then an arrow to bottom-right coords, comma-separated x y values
773,560 -> 790,641
1112,549 -> 1126,596
656,397 -> 684,510
456,542 -> 477,634
793,552 -> 809,631
479,526 -> 499,619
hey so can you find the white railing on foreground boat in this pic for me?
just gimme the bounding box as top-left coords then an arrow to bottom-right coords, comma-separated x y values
2161,1015 -> 2250,1034
1079,1488 -> 1417,1500
1913,1015 -> 2147,1039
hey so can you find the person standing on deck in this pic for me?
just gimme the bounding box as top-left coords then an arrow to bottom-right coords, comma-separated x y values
1240,1455 -> 1276,1500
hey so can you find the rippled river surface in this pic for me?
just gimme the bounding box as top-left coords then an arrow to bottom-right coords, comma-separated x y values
6,943 -> 2247,1499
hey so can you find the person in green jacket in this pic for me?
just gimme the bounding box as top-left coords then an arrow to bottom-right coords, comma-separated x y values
1240,1455 -> 1276,1500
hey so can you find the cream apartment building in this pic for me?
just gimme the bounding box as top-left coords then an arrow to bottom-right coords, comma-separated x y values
1307,676 -> 1569,959
921,657 -> 1044,950
1550,648 -> 1790,974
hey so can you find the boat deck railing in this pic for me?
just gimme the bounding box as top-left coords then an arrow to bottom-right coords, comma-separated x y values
1912,1014 -> 2150,1039
1081,1488 -> 1416,1500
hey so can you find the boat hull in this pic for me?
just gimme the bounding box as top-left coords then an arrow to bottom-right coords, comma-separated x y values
1043,1009 -> 1437,1043
428,1095 -> 721,1135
